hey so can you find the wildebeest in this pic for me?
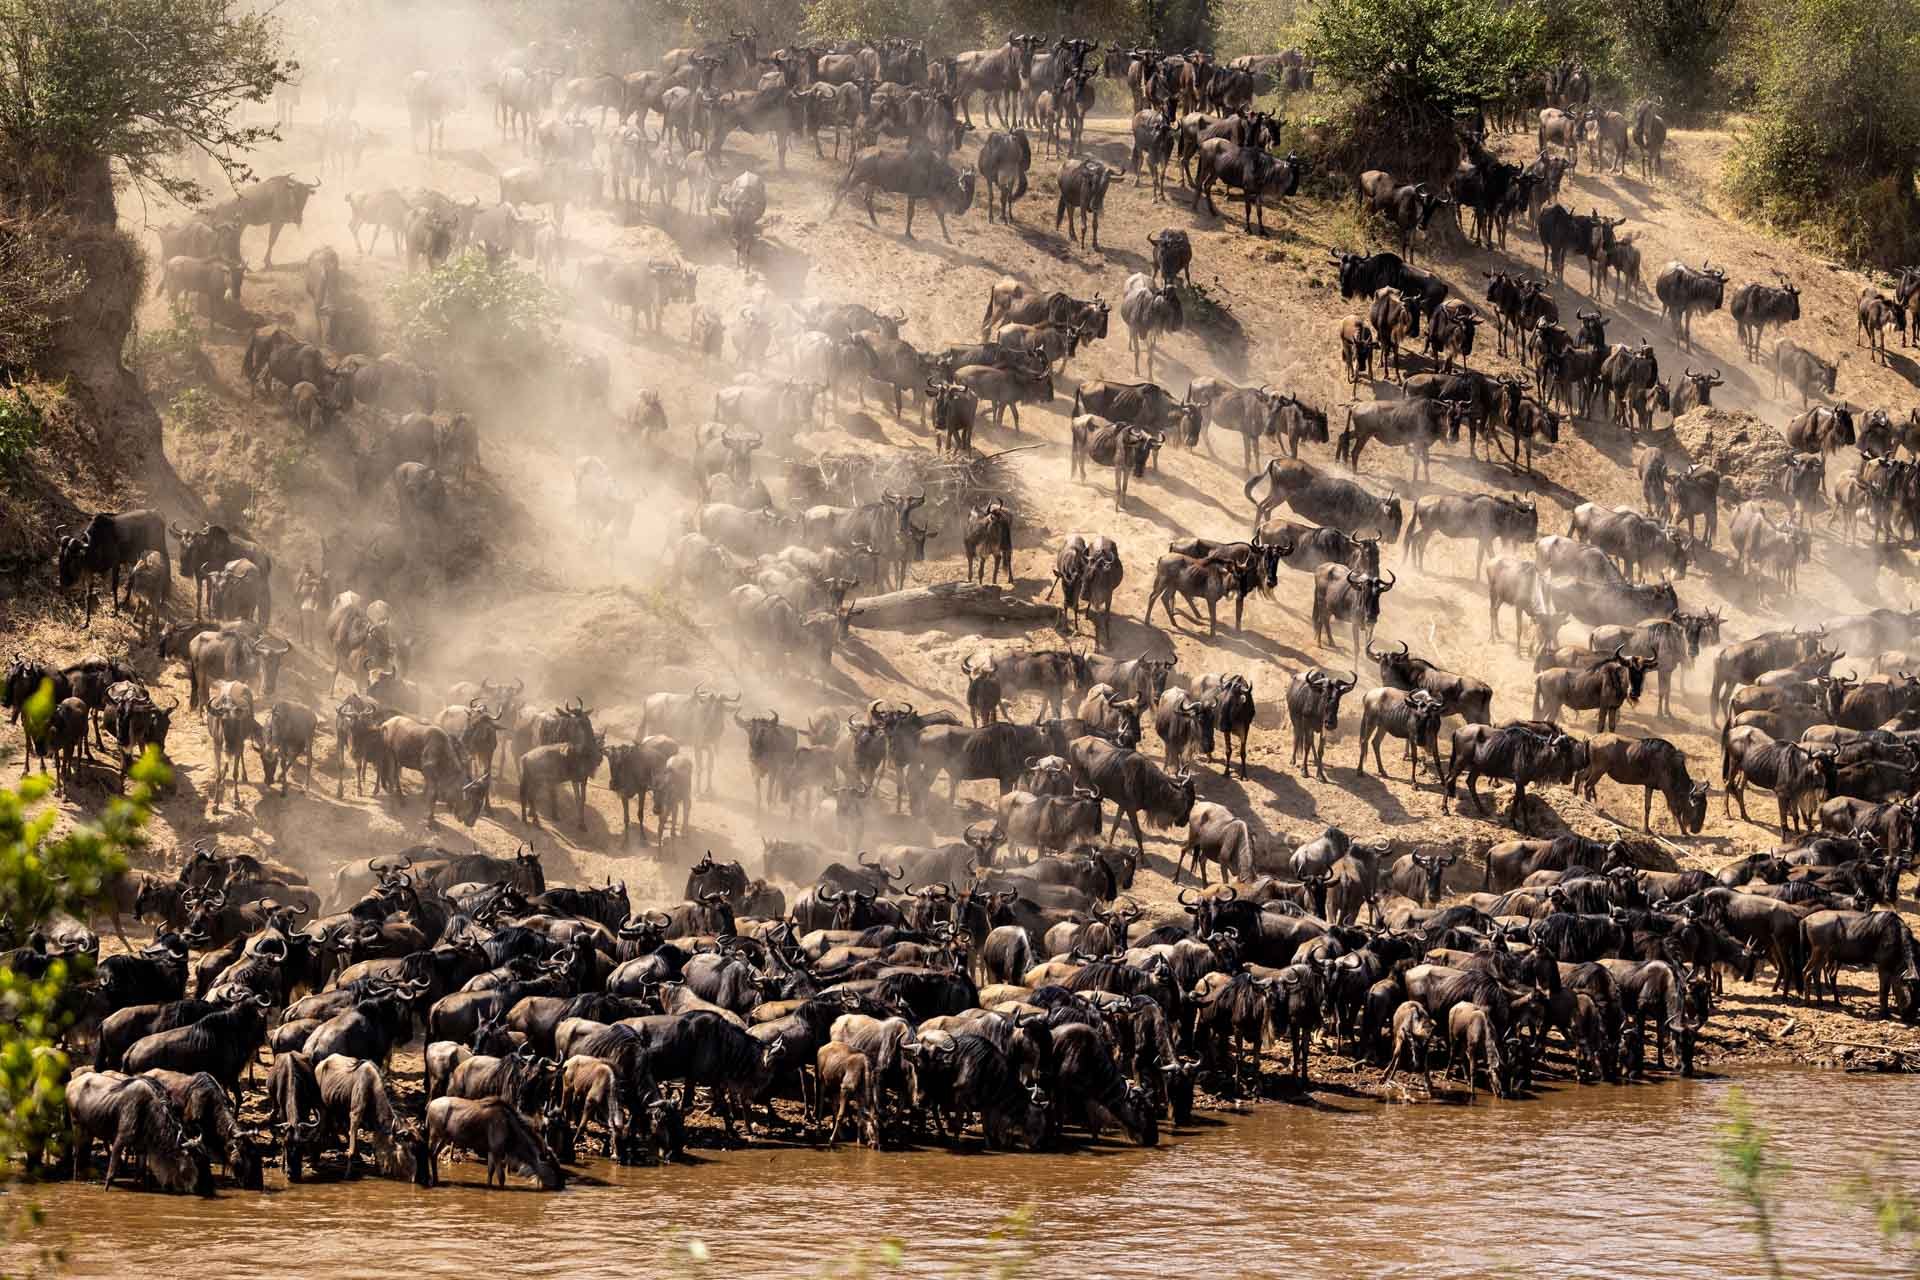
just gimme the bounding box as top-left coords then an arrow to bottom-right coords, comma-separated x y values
422,1096 -> 565,1190
829,146 -> 977,241
1148,228 -> 1192,287
1119,272 -> 1183,379
1337,397 -> 1464,482
1772,339 -> 1837,408
1654,260 -> 1727,350
1145,547 -> 1249,636
1369,639 -> 1495,724
1800,909 -> 1920,1019
1192,142 -> 1303,236
1311,565 -> 1395,660
1576,734 -> 1707,832
1069,415 -> 1164,511
1366,288 -> 1420,382
977,129 -> 1032,223
57,510 -> 170,627
1055,157 -> 1124,249
66,1072 -> 211,1194
964,500 -> 1014,585
1442,722 -> 1581,829
1065,735 -> 1196,857
1356,687 -> 1445,782
1730,502 -> 1812,592
1533,646 -> 1654,732
209,173 -> 321,268
1722,727 -> 1835,832
953,361 -> 1054,432
1403,493 -> 1538,580
1359,172 -> 1454,260
1244,458 -> 1405,542
1730,276 -> 1801,361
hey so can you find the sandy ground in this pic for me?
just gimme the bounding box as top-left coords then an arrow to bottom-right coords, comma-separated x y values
14,83 -> 1920,1081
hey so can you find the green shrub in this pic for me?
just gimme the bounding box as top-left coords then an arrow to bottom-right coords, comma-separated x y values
0,386 -> 42,480
386,251 -> 559,374
129,300 -> 201,370
1308,0 -> 1547,184
167,386 -> 212,433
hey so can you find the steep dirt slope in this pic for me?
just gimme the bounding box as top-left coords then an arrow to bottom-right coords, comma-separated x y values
17,92 -> 1919,1063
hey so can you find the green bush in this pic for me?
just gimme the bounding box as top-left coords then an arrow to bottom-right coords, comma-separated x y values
1308,0 -> 1547,183
0,386 -> 42,480
385,251 -> 559,374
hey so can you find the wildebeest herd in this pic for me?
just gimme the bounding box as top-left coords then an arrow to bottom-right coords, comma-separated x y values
17,19 -> 1920,1203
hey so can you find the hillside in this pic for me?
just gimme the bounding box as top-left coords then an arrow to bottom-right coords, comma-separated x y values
13,88 -> 1920,1067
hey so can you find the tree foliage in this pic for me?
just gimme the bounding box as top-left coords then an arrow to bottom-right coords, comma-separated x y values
0,680 -> 157,1185
1310,0 -> 1548,119
1215,0 -> 1308,58
1725,0 -> 1920,266
0,215 -> 83,376
1306,0 -> 1546,183
1614,0 -> 1739,113
0,0 -> 290,214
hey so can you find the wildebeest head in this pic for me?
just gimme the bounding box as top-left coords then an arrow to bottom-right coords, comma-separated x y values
1366,637 -> 1417,688
1307,668 -> 1358,728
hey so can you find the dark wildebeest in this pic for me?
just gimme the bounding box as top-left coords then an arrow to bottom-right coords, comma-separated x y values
209,173 -> 321,268
1370,638 -> 1495,724
1730,502 -> 1813,592
1055,157 -> 1124,249
57,510 -> 170,627
1730,276 -> 1800,362
1069,415 -> 1164,512
1358,171 -> 1453,260
1331,250 -> 1449,339
964,500 -> 1014,585
1065,735 -> 1197,857
1192,142 -> 1303,236
1310,564 -> 1396,661
1722,726 -> 1836,833
1335,397 -> 1465,483
1285,668 -> 1358,781
1442,723 -> 1581,829
1800,910 -> 1920,1019
1244,458 -> 1405,541
1772,339 -> 1838,409
1403,493 -> 1538,580
1119,272 -> 1183,380
1129,110 -> 1177,200
829,145 -> 977,241
977,129 -> 1033,223
1858,288 -> 1906,367
1356,687 -> 1445,782
1576,734 -> 1708,833
1148,229 -> 1192,287
1654,259 -> 1727,350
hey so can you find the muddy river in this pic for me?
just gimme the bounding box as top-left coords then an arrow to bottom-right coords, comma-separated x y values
11,1069 -> 1917,1278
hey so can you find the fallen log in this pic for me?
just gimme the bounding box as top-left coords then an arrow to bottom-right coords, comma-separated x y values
846,582 -> 1058,630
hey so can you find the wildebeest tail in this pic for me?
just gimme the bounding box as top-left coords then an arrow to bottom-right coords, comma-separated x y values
1719,712 -> 1733,783
1241,466 -> 1267,507
1072,387 -> 1083,417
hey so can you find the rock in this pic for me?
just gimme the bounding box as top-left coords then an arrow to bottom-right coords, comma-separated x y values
1668,406 -> 1800,504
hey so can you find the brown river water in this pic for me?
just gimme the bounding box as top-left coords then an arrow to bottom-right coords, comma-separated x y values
10,1068 -> 1917,1278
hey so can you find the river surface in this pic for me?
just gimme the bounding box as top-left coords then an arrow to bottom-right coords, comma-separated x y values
11,1068 -> 1918,1278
